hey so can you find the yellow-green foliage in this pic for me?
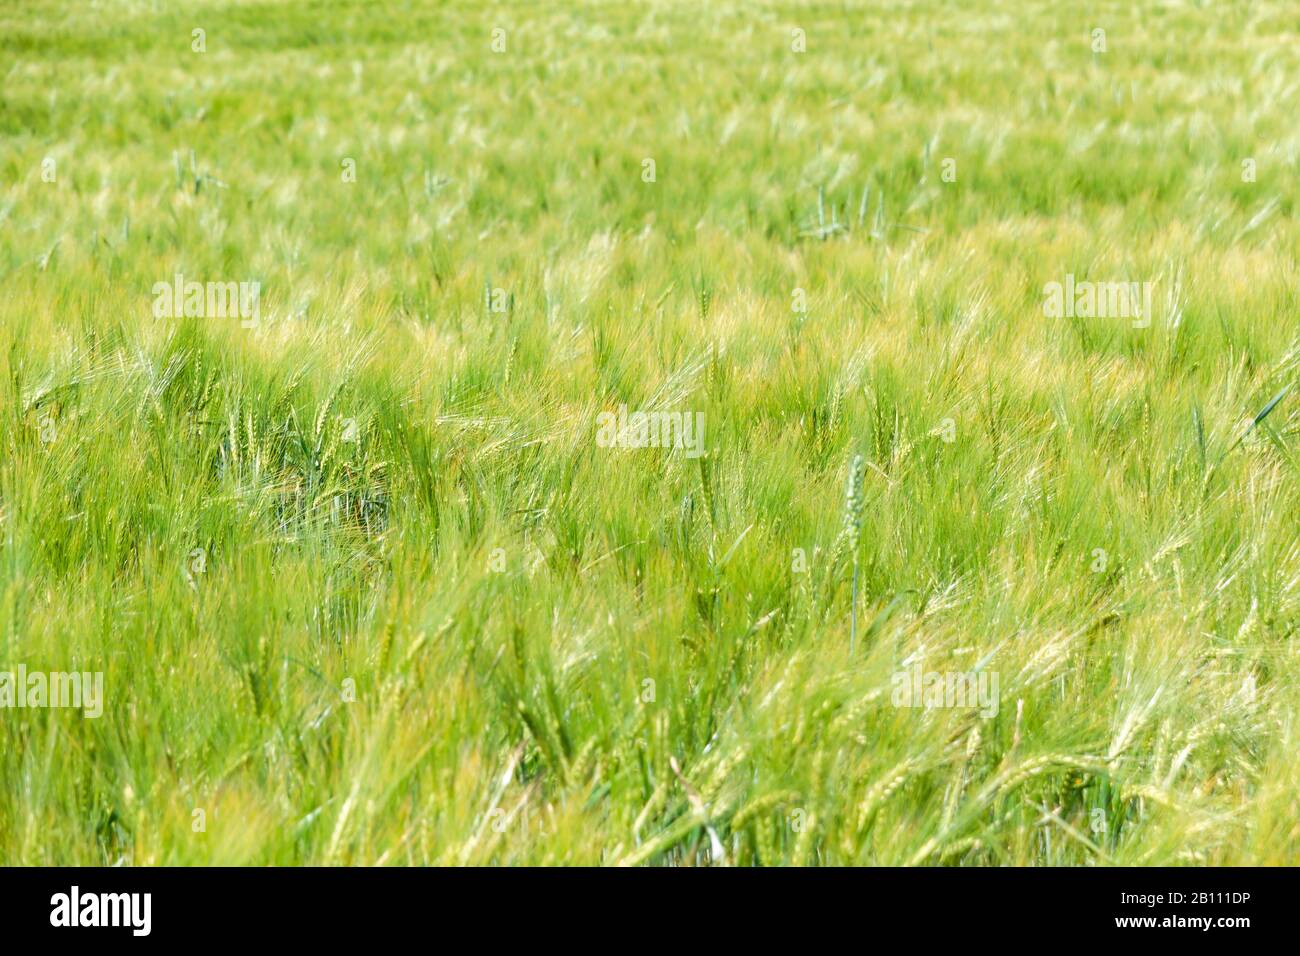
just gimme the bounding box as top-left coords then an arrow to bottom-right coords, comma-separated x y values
0,0 -> 1297,865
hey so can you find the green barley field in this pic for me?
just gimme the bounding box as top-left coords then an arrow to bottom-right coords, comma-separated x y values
2,0 -> 1298,866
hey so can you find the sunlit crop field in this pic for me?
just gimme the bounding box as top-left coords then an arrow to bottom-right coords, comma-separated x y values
2,0 -> 1299,865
